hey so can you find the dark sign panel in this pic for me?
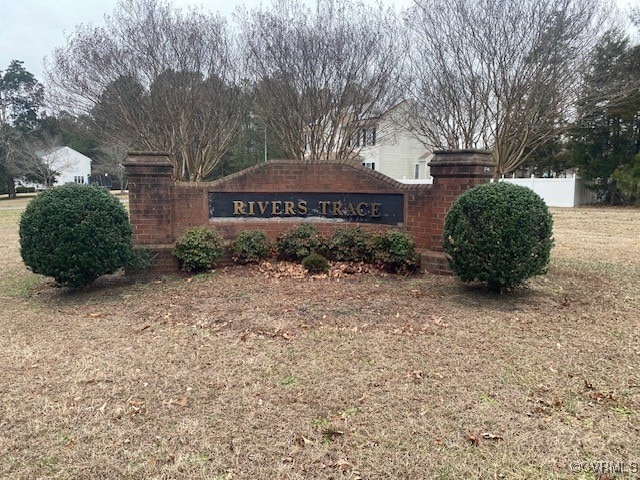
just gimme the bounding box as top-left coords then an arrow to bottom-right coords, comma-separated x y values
209,192 -> 404,225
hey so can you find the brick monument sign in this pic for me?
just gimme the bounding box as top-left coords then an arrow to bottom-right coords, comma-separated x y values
124,150 -> 495,275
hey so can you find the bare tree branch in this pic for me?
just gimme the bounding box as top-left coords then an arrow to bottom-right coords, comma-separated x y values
405,0 -> 614,175
238,0 -> 407,163
45,0 -> 242,181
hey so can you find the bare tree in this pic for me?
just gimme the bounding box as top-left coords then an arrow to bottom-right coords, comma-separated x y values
405,0 -> 611,175
238,0 -> 407,162
17,135 -> 72,188
46,0 -> 242,181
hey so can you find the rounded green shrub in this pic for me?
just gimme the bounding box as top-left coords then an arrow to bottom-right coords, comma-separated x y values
276,223 -> 324,262
302,252 -> 330,274
19,183 -> 133,288
231,230 -> 271,264
442,182 -> 554,292
173,226 -> 224,272
328,226 -> 375,262
373,229 -> 419,274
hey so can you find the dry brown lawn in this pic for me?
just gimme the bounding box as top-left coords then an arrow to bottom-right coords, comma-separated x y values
1,197 -> 639,479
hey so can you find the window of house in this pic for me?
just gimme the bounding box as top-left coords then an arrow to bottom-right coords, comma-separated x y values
414,164 -> 420,179
363,162 -> 376,171
368,127 -> 377,146
350,126 -> 377,147
350,131 -> 360,147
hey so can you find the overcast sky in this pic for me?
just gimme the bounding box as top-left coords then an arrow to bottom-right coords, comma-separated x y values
0,0 -> 636,83
0,0 -> 414,83
1,0 -> 247,80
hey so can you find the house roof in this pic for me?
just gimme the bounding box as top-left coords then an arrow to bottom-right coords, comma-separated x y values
38,146 -> 92,162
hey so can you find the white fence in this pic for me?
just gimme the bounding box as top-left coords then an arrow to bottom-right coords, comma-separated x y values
398,174 -> 596,207
499,174 -> 596,207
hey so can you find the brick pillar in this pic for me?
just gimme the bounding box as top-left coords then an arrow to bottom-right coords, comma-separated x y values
423,149 -> 495,274
123,152 -> 178,274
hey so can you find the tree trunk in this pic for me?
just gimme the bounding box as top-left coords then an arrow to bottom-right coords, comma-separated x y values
7,176 -> 16,199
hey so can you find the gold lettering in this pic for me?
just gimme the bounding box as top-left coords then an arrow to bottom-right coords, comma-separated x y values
284,201 -> 295,215
356,202 -> 368,216
319,201 -> 330,216
331,201 -> 344,216
298,200 -> 308,215
271,201 -> 282,215
233,201 -> 247,215
371,203 -> 381,218
258,201 -> 269,214
247,202 -> 255,216
346,203 -> 357,217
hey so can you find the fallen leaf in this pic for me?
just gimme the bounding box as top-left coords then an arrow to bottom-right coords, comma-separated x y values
323,429 -> 344,438
334,458 -> 353,470
466,433 -> 480,446
89,312 -> 103,318
175,397 -> 189,407
294,435 -> 314,448
482,432 -> 504,441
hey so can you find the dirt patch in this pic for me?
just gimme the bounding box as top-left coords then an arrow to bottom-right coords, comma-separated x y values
1,204 -> 639,479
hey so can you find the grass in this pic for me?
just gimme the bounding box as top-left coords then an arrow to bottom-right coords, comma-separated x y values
1,198 -> 639,479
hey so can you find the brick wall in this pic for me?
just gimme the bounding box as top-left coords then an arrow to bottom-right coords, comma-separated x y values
124,152 -> 495,275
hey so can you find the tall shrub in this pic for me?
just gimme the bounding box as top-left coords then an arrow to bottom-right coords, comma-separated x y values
443,182 -> 554,292
19,184 -> 133,287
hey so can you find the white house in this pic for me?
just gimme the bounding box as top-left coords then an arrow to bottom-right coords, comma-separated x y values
39,146 -> 92,186
301,102 -> 433,182
357,102 -> 433,182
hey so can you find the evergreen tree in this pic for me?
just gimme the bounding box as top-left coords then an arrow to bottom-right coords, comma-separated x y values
0,60 -> 44,197
569,30 -> 640,203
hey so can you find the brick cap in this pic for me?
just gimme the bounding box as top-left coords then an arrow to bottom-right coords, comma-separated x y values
429,149 -> 496,169
123,152 -> 174,169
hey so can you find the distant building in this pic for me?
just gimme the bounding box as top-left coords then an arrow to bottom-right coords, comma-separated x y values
16,146 -> 92,190
40,146 -> 92,186
302,102 -> 432,183
357,102 -> 433,182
